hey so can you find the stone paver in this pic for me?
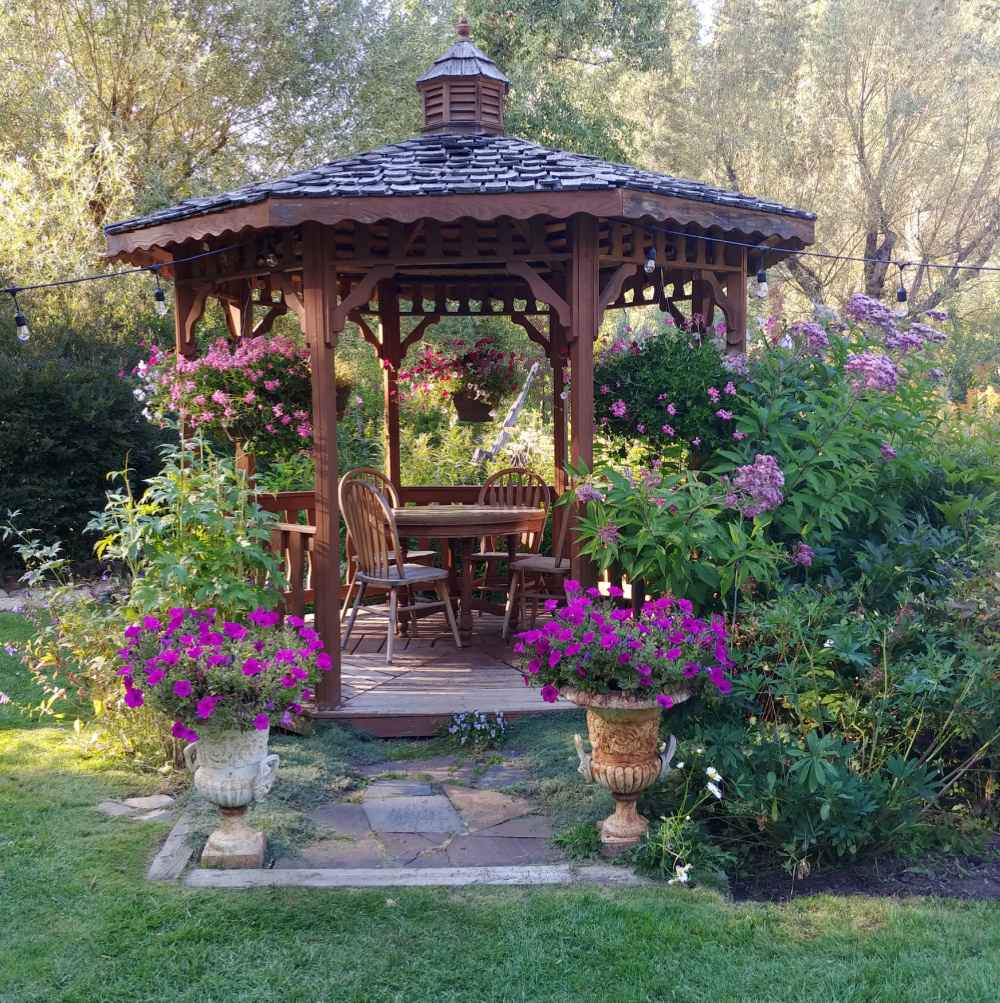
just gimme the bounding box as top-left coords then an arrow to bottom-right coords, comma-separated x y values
363,780 -> 434,799
96,800 -> 137,817
473,764 -> 532,790
357,756 -> 472,782
443,785 -> 537,831
362,794 -> 464,834
478,815 -> 552,838
379,832 -> 450,866
307,803 -> 371,836
129,807 -> 175,823
446,835 -> 564,867
123,794 -> 175,811
279,834 -> 387,869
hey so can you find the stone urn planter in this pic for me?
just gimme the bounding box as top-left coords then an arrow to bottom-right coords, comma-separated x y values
452,392 -> 493,422
184,726 -> 279,868
565,688 -> 687,852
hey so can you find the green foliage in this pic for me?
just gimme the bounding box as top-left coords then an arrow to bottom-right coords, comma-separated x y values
0,348 -> 164,568
594,319 -> 735,464
443,710 -> 509,751
88,440 -> 284,617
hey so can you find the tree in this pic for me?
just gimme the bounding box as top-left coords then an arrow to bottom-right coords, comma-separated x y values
635,0 -> 1000,313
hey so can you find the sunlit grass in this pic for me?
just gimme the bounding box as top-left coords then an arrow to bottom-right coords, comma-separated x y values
2,612 -> 1000,1002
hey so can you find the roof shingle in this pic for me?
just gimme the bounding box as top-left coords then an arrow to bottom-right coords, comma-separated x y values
104,133 -> 815,236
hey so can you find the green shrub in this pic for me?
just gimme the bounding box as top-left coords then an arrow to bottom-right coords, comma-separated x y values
0,347 -> 164,568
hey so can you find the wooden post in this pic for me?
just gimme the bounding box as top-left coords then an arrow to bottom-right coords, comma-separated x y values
727,247 -> 749,354
301,222 -> 342,710
567,214 -> 599,586
379,280 -> 402,490
549,315 -> 569,546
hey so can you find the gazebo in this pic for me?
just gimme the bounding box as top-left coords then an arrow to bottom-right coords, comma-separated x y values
104,19 -> 815,726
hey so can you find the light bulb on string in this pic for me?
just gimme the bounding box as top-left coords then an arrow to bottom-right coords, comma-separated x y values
893,265 -> 909,319
9,290 -> 30,342
151,269 -> 169,317
755,268 -> 769,299
644,246 -> 657,275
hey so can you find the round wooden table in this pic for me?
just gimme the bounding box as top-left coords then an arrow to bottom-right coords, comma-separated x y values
393,504 -> 547,634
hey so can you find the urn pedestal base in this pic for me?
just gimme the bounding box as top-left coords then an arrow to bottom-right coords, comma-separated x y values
201,807 -> 266,869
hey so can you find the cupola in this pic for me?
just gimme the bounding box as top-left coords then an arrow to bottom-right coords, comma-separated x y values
415,17 -> 510,135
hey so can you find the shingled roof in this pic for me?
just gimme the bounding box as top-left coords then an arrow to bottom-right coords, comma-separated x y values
104,133 -> 814,236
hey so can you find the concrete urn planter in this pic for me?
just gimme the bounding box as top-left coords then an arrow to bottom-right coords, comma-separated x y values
564,688 -> 687,852
184,726 -> 279,868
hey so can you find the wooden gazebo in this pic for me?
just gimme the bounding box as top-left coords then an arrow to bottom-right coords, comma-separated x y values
104,20 -> 815,719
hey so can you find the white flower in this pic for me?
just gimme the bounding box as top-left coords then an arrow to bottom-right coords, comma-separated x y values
675,761 -> 685,769
695,747 -> 704,755
824,639 -> 834,648
706,781 -> 722,800
706,767 -> 722,782
668,863 -> 691,885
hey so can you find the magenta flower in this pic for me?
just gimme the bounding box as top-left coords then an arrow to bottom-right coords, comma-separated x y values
316,652 -> 333,670
253,713 -> 270,731
223,622 -> 247,640
195,696 -> 221,719
707,387 -> 720,403
715,409 -> 733,420
124,686 -> 144,708
540,684 -> 560,703
173,679 -> 193,698
146,668 -> 165,686
242,657 -> 264,677
142,616 -> 162,632
656,694 -> 674,709
610,399 -> 628,418
171,721 -> 199,743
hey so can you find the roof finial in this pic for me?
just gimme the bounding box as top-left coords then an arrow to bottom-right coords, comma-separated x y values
456,15 -> 471,39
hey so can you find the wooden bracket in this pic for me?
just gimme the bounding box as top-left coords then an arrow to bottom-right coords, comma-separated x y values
400,314 -> 441,357
509,313 -> 551,355
252,302 -> 288,338
598,263 -> 640,314
506,261 -> 571,326
349,311 -> 382,355
271,274 -> 305,324
175,283 -> 211,357
331,266 -> 394,343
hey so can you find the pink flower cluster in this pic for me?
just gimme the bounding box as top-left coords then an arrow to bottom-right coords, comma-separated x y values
845,351 -> 899,394
137,335 -> 314,450
790,541 -> 814,567
118,607 -> 332,739
845,293 -> 897,333
723,454 -> 785,518
789,320 -> 830,353
513,581 -> 734,705
397,337 -> 522,404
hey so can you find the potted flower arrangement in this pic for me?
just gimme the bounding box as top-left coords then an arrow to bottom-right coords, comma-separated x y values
398,337 -> 522,421
119,605 -> 332,867
135,334 -> 313,456
514,581 -> 733,849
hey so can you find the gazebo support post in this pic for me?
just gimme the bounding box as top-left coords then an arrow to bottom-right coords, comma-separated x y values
379,280 -> 403,489
302,222 -> 342,710
567,214 -> 599,587
549,316 -> 569,544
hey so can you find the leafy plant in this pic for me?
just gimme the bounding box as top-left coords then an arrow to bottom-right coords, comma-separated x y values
88,439 -> 285,617
444,710 -> 508,750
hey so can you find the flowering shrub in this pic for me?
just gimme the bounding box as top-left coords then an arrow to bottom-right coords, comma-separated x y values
119,607 -> 331,739
135,335 -> 314,456
398,337 -> 523,407
593,319 -> 742,463
445,710 -> 508,749
514,581 -> 734,705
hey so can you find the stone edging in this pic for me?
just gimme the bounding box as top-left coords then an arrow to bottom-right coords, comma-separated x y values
182,863 -> 649,889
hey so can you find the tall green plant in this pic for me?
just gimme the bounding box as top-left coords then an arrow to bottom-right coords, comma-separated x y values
89,440 -> 284,617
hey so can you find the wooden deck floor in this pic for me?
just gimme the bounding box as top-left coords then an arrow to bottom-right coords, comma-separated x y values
319,608 -> 574,737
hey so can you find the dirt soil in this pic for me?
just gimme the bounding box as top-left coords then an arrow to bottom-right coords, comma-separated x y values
731,838 -> 1000,902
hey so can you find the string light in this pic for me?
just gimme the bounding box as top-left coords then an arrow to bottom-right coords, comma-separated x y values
9,290 -> 30,342
893,263 -> 909,319
151,268 -> 169,317
644,246 -> 657,274
754,266 -> 769,299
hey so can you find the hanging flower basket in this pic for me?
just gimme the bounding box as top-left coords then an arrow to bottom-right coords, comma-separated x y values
452,393 -> 493,422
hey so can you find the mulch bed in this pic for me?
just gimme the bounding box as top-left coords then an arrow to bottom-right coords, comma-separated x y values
731,838 -> 1000,902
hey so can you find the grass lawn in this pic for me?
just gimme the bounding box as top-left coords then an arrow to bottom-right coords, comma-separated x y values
2,610 -> 1000,1003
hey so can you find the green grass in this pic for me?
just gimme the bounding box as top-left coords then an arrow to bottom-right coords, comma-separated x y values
3,613 -> 1000,1002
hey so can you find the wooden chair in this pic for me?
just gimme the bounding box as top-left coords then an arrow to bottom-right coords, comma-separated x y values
339,467 -> 436,614
340,480 -> 461,663
502,505 -> 572,639
462,467 -> 550,614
